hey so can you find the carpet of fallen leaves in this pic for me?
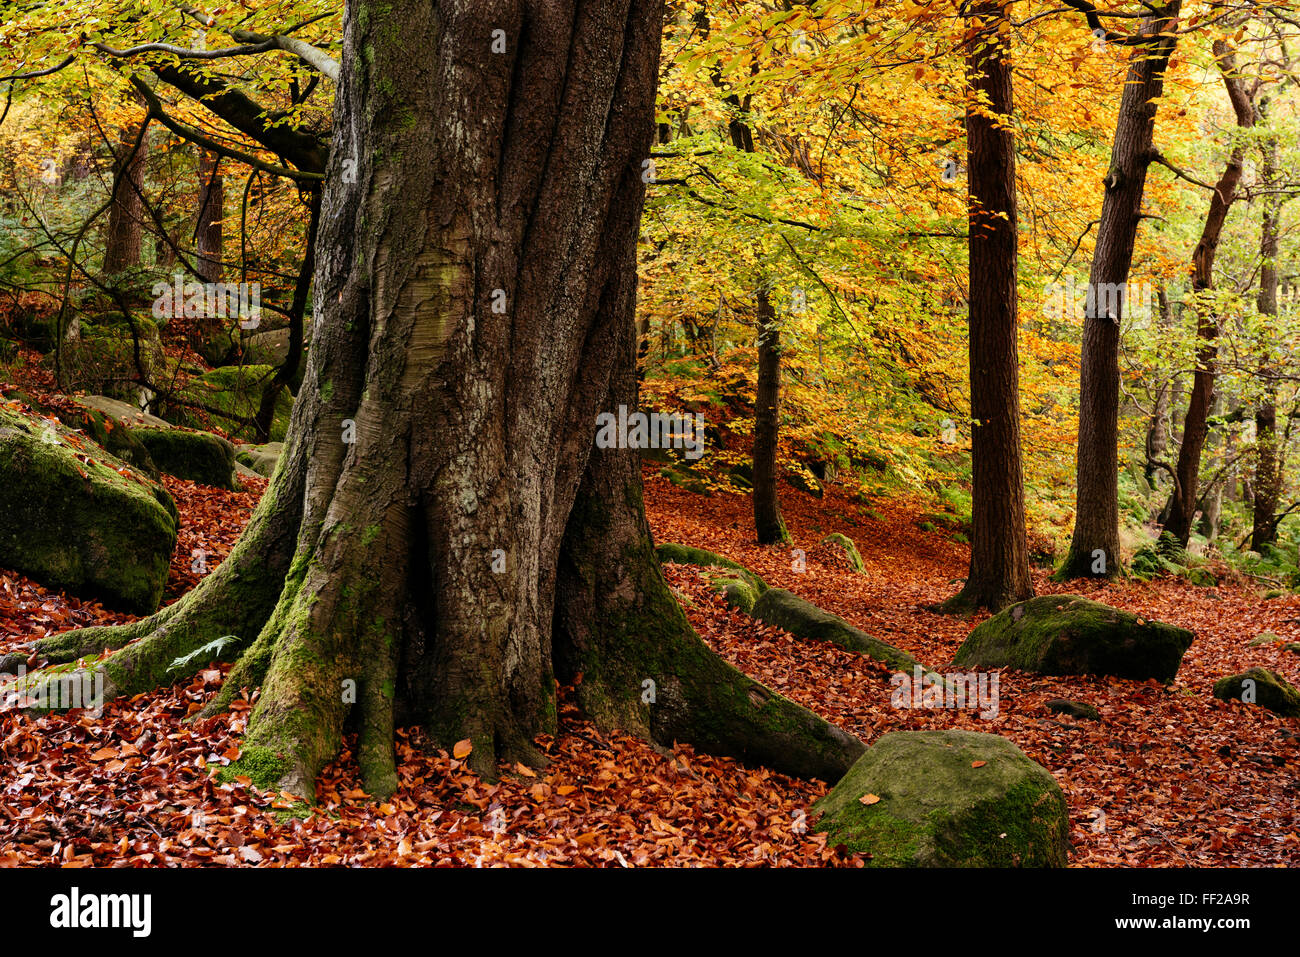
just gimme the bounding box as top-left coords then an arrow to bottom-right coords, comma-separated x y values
1,467 -> 1297,866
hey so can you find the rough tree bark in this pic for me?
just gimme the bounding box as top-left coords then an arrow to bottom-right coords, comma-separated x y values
194,150 -> 224,283
1251,125 -> 1282,551
753,287 -> 789,545
1059,2 -> 1180,578
102,119 -> 148,275
940,0 -> 1033,612
1144,287 -> 1172,492
30,0 -> 862,801
1162,41 -> 1255,546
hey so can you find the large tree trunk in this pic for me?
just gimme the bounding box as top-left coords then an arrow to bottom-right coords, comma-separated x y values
1162,41 -> 1255,546
30,0 -> 862,801
102,119 -> 148,275
1059,3 -> 1180,578
753,287 -> 789,545
941,0 -> 1032,612
1252,127 -> 1282,551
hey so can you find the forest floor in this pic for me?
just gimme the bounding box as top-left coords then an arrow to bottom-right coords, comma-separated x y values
0,470 -> 1297,867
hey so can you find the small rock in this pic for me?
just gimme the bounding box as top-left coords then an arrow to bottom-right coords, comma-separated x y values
1044,698 -> 1101,721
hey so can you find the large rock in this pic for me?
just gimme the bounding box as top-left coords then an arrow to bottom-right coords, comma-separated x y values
813,730 -> 1070,867
0,405 -> 177,613
954,594 -> 1193,682
751,587 -> 918,671
1213,667 -> 1300,718
133,426 -> 237,490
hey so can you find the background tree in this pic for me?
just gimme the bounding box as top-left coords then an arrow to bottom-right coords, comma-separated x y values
941,0 -> 1033,613
1060,2 -> 1182,579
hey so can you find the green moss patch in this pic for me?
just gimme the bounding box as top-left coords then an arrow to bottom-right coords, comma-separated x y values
751,587 -> 919,671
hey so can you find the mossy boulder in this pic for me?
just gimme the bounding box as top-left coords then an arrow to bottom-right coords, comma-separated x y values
954,595 -> 1194,682
656,543 -> 767,612
1212,667 -> 1300,718
163,364 -> 294,442
822,532 -> 864,573
133,426 -> 237,490
0,406 -> 177,613
751,587 -> 919,671
813,730 -> 1070,867
44,397 -> 158,479
235,441 -> 283,478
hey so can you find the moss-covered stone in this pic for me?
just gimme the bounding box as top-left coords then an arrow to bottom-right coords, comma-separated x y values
1212,667 -> 1300,718
1248,633 -> 1282,648
0,405 -> 177,613
133,426 -> 237,490
1044,698 -> 1101,721
235,441 -> 283,478
48,397 -> 159,479
822,532 -> 865,573
751,587 -> 919,671
954,594 -> 1194,682
163,364 -> 294,441
701,569 -> 760,614
655,543 -> 768,594
813,730 -> 1070,867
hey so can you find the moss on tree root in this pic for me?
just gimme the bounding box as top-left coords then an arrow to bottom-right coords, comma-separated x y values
751,588 -> 920,672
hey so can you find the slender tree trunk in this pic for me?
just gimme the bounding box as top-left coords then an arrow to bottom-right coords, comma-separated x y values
254,186 -> 320,442
941,0 -> 1032,612
753,287 -> 789,544
1252,127 -> 1282,551
1145,288 -> 1172,491
102,120 -> 147,275
1163,41 -> 1255,546
195,150 -> 224,283
31,0 -> 862,801
1060,2 -> 1181,578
